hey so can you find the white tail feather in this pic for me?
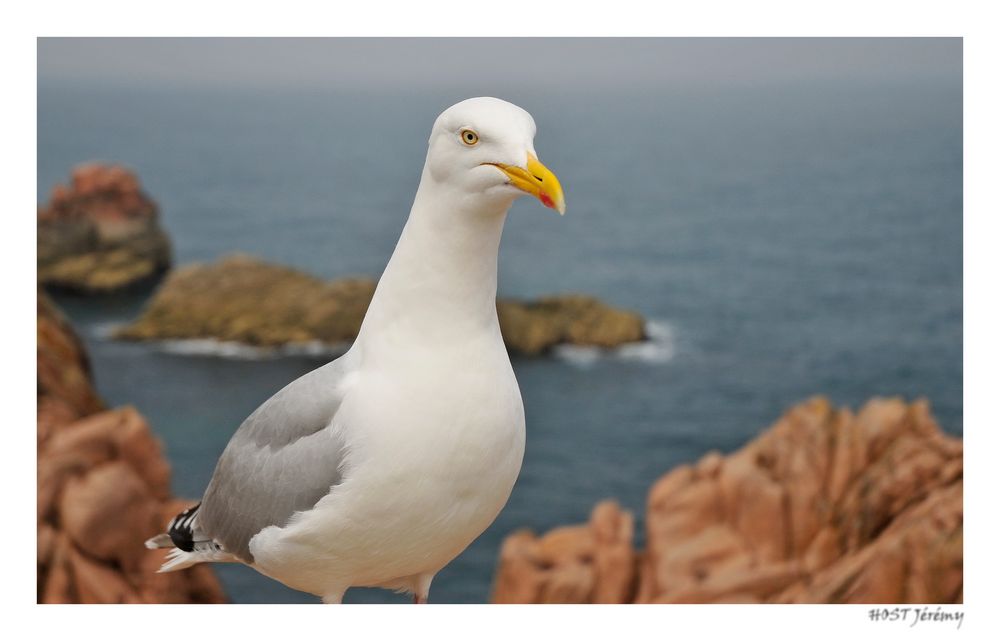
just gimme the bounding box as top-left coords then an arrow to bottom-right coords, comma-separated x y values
156,545 -> 239,573
145,533 -> 173,550
157,548 -> 199,573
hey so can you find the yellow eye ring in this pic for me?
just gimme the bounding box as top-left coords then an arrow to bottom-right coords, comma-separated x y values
460,129 -> 479,146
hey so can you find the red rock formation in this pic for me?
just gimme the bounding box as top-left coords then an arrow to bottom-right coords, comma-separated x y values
41,163 -> 149,224
38,163 -> 171,293
493,501 -> 637,604
37,295 -> 104,443
37,292 -> 225,603
491,397 -> 962,604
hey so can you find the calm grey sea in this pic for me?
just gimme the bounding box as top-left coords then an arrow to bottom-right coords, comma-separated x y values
39,78 -> 962,603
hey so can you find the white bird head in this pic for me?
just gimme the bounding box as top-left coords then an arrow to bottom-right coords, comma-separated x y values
425,97 -> 566,215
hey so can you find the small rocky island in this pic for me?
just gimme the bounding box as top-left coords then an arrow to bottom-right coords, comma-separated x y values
38,163 -> 172,293
115,254 -> 648,355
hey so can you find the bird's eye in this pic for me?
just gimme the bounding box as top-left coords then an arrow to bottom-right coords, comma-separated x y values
460,129 -> 479,146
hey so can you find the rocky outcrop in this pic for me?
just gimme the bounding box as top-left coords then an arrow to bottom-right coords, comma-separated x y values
38,163 -> 172,293
493,501 -> 638,603
37,292 -> 225,603
37,295 -> 104,442
114,255 -> 375,347
497,295 -> 646,355
491,397 -> 962,604
115,254 -> 647,355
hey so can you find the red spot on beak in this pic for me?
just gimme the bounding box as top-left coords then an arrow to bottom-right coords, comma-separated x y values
539,192 -> 555,209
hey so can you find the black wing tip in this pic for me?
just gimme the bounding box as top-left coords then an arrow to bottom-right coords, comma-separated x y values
167,502 -> 201,552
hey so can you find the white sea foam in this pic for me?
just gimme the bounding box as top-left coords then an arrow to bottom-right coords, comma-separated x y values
554,319 -> 677,367
89,321 -> 126,339
156,338 -> 349,361
551,345 -> 603,368
616,319 -> 676,364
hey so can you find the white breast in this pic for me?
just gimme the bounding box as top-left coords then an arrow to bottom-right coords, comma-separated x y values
247,341 -> 525,597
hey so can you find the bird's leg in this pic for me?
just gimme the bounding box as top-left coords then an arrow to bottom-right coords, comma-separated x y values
322,591 -> 344,604
413,572 -> 434,604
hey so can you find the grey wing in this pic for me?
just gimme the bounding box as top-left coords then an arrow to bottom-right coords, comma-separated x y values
198,353 -> 357,563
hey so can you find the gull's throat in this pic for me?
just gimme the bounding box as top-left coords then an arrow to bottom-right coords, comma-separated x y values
355,171 -> 511,356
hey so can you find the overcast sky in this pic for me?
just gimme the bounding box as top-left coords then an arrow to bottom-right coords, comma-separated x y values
37,38 -> 960,91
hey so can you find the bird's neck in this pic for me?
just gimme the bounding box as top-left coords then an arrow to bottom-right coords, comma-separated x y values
356,170 -> 513,355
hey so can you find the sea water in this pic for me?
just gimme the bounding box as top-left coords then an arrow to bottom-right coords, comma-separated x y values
39,78 -> 962,603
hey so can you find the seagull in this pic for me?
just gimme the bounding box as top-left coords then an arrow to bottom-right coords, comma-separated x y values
146,97 -> 566,604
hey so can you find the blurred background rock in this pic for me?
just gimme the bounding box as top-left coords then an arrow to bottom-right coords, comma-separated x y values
492,397 -> 962,604
37,293 -> 225,603
38,164 -> 171,293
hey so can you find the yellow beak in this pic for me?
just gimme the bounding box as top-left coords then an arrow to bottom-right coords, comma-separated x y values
485,153 -> 566,215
